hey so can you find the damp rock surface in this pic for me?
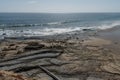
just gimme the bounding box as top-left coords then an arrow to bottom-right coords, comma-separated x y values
0,37 -> 120,80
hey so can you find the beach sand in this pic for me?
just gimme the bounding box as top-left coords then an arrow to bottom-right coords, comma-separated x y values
0,26 -> 120,80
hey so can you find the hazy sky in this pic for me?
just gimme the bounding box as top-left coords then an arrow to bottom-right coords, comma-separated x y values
0,0 -> 120,13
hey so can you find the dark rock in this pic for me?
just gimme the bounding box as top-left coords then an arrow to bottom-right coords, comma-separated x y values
2,33 -> 6,36
27,41 -> 39,46
25,44 -> 45,50
83,29 -> 93,31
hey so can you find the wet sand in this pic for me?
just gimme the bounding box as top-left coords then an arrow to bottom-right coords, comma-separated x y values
0,27 -> 120,80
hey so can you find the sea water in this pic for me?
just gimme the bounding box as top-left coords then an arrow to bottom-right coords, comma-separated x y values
0,13 -> 120,39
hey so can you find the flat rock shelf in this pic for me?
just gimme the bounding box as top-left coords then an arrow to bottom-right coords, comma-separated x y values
0,38 -> 120,80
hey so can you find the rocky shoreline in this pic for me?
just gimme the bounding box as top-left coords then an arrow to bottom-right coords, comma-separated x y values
0,27 -> 120,80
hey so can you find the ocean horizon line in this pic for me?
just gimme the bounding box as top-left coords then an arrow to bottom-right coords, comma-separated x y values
0,12 -> 120,14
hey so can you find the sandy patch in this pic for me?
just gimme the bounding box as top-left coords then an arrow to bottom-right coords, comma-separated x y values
82,37 -> 111,46
101,63 -> 120,75
0,70 -> 32,80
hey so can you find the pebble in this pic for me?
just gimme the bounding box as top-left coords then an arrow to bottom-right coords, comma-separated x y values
87,77 -> 103,80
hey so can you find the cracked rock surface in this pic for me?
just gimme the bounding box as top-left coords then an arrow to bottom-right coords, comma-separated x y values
0,37 -> 120,80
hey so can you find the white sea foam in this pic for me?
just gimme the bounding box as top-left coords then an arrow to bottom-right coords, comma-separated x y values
0,27 -> 83,38
0,21 -> 120,38
97,21 -> 120,30
47,22 -> 62,25
23,27 -> 83,37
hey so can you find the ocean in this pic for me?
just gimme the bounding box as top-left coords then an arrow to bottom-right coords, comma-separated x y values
0,13 -> 120,39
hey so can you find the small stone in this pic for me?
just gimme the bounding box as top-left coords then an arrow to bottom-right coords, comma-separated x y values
0,48 -> 2,53
63,78 -> 79,80
4,50 -> 18,57
87,77 -> 103,80
87,46 -> 98,50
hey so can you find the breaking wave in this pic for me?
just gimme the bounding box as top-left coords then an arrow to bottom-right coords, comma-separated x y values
0,21 -> 120,39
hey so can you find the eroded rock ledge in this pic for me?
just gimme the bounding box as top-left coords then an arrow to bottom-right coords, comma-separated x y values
0,37 -> 120,80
